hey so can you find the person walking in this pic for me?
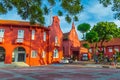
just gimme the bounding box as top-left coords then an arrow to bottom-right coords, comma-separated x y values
113,50 -> 118,66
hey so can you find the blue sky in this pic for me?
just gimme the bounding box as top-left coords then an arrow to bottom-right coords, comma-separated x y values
0,0 -> 120,39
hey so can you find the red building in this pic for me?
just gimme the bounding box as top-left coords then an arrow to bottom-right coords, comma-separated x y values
81,38 -> 120,58
0,16 -> 88,66
48,16 -> 63,63
0,20 -> 49,66
63,23 -> 88,61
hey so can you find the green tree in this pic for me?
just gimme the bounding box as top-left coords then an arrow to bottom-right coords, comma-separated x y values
0,0 -> 44,24
92,22 -> 118,48
99,0 -> 120,20
61,0 -> 83,23
83,43 -> 90,49
86,30 -> 99,51
86,30 -> 99,61
114,27 -> 120,38
77,23 -> 91,39
0,0 -> 83,24
86,31 -> 99,44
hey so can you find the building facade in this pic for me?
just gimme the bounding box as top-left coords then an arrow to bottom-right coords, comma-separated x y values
63,23 -> 88,61
0,16 -> 88,66
48,16 -> 63,63
0,20 -> 49,66
81,38 -> 120,58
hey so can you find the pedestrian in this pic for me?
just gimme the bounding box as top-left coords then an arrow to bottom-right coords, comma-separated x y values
113,50 -> 118,66
104,56 -> 107,64
113,54 -> 117,65
88,52 -> 92,61
94,55 -> 99,64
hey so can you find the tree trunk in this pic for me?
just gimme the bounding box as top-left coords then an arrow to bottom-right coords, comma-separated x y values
82,33 -> 84,39
93,42 -> 98,62
100,40 -> 105,54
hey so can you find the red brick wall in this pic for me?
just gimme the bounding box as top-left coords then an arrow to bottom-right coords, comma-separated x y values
48,16 -> 63,63
63,40 -> 71,57
0,23 -> 49,66
69,24 -> 80,48
89,45 -> 120,58
63,23 -> 81,58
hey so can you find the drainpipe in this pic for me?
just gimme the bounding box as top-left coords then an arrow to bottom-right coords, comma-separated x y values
29,27 -> 32,67
48,31 -> 50,64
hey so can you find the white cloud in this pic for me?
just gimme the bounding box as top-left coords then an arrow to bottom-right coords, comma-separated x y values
78,12 -> 90,22
112,20 -> 120,27
89,5 -> 112,17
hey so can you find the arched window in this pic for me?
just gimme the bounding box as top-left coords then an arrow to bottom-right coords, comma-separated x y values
53,49 -> 58,58
13,47 -> 26,62
42,51 -> 46,58
0,47 -> 5,62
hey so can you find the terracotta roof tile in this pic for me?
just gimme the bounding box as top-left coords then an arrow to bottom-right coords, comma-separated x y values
81,38 -> 120,47
0,20 -> 49,30
103,38 -> 120,46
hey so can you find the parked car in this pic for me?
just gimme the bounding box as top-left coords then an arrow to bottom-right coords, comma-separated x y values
68,58 -> 73,63
59,58 -> 69,64
59,58 -> 73,64
82,54 -> 88,61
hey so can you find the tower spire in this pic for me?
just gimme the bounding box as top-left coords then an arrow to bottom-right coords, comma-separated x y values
72,22 -> 75,29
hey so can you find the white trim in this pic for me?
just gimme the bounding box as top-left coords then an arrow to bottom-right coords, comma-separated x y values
32,30 -> 35,40
89,48 -> 92,53
108,47 -> 112,52
0,29 -> 5,38
42,51 -> 46,58
55,36 -> 58,44
18,30 -> 24,38
114,47 -> 119,52
31,50 -> 37,58
43,32 -> 46,41
16,38 -> 23,43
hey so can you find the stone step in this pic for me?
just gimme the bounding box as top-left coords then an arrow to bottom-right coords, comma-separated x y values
11,62 -> 29,67
0,62 -> 29,68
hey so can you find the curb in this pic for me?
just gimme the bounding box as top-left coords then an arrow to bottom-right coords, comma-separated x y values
102,65 -> 110,68
116,66 -> 120,69
102,65 -> 120,69
63,64 -> 120,69
52,63 -> 120,69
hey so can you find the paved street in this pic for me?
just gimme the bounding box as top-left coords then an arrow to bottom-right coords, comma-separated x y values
0,64 -> 120,80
